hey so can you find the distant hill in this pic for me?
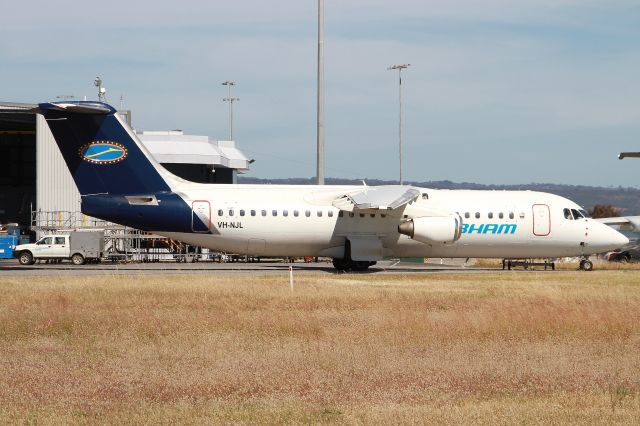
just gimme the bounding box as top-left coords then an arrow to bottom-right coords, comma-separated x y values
237,177 -> 640,215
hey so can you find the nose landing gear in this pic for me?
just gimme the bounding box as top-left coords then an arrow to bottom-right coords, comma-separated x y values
578,242 -> 594,271
579,258 -> 593,271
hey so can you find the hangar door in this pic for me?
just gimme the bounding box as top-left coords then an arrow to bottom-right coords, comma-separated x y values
532,204 -> 550,236
0,111 -> 36,227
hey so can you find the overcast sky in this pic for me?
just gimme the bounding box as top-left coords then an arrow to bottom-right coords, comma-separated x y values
2,0 -> 639,186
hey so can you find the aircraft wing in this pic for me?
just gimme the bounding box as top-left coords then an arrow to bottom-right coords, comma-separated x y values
619,152 -> 640,159
332,185 -> 421,211
596,216 -> 640,231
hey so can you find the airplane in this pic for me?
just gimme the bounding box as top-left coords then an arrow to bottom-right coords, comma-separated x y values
619,152 -> 640,159
595,216 -> 640,261
592,153 -> 640,261
32,101 -> 628,271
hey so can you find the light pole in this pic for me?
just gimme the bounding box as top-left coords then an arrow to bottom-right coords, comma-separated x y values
388,64 -> 410,185
222,81 -> 239,141
317,0 -> 325,185
94,77 -> 107,102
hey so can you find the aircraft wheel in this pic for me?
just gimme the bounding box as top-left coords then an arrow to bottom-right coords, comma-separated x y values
352,261 -> 372,271
332,258 -> 350,271
579,259 -> 593,271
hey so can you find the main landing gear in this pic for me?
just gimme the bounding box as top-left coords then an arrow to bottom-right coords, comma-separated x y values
332,258 -> 376,272
332,239 -> 377,272
579,257 -> 593,271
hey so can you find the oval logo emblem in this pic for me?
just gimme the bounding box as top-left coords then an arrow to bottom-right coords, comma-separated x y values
79,141 -> 128,164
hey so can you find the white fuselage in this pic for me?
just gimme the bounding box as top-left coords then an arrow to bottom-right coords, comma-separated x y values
158,183 -> 628,259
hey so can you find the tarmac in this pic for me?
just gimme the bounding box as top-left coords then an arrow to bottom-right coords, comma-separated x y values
0,258 -> 499,277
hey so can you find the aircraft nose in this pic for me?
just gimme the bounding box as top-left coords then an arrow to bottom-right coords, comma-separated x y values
593,223 -> 629,251
614,230 -> 630,247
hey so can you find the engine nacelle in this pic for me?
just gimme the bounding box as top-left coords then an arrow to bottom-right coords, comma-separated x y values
398,215 -> 462,245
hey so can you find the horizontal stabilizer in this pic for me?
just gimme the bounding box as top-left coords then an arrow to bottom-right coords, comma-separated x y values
333,185 -> 421,211
35,102 -> 114,115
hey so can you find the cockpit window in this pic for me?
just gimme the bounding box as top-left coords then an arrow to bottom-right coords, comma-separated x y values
564,208 -> 573,220
571,209 -> 584,219
579,209 -> 590,218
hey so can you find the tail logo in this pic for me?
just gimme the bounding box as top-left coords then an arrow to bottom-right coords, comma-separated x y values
79,141 -> 128,164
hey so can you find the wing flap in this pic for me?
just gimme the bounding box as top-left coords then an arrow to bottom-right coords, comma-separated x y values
332,185 -> 421,211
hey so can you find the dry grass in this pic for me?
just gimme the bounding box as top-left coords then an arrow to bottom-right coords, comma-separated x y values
473,257 -> 640,270
1,272 -> 639,424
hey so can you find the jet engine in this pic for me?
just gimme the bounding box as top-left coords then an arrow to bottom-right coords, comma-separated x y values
398,215 -> 462,244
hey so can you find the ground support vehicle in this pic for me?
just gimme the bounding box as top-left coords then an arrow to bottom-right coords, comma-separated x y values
14,231 -> 104,265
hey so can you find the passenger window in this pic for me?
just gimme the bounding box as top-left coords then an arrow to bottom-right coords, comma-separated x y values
272,210 -> 278,217
218,209 -> 223,216
55,237 -> 65,245
317,210 -> 323,217
488,212 -> 493,219
228,210 -> 234,216
509,212 -> 515,219
349,212 -> 355,218
328,211 -> 334,217
305,210 -> 311,217
293,210 -> 299,217
465,212 -> 470,219
381,214 -> 386,218
475,212 -> 480,219
338,211 -> 344,217
499,212 -> 504,219
370,214 -> 375,218
261,210 -> 267,217
360,213 -> 365,218
422,193 -> 428,200
251,210 -> 256,216
519,212 -> 525,219
240,210 -> 245,217
283,210 -> 288,217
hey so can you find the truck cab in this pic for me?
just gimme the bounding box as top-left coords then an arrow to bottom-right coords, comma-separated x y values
32,235 -> 70,258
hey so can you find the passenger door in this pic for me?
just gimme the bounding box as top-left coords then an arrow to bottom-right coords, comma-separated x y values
532,204 -> 551,236
192,200 -> 211,232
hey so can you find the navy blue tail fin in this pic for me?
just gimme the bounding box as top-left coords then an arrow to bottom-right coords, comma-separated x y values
38,101 -> 172,196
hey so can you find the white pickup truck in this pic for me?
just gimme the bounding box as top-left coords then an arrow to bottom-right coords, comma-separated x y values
14,231 -> 104,265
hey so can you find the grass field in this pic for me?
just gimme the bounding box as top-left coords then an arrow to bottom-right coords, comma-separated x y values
1,271 -> 639,424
